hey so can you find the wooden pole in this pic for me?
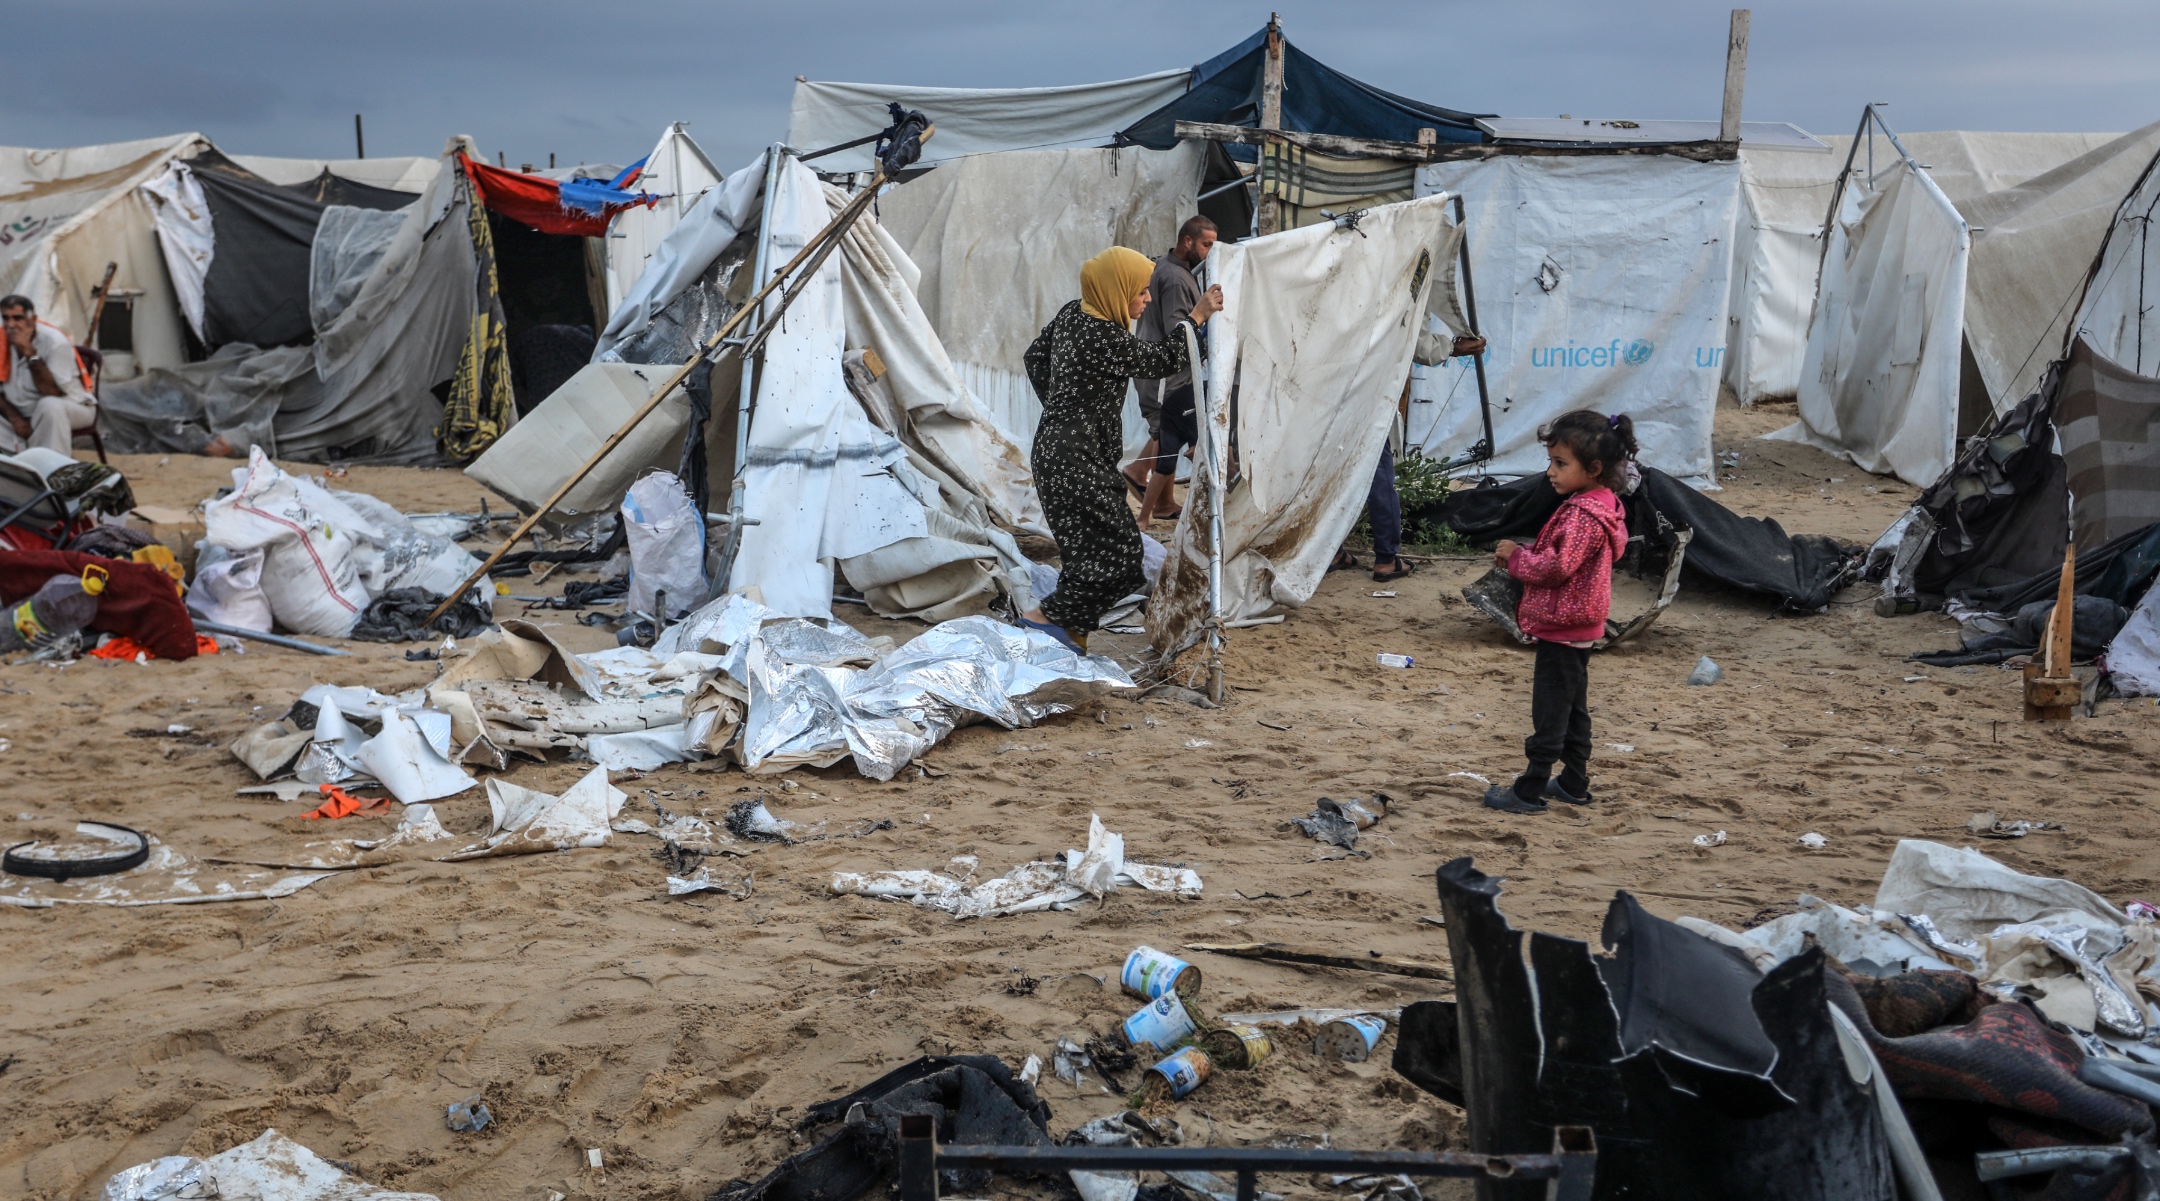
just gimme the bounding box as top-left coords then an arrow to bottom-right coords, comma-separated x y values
2024,545 -> 2080,720
354,114 -> 365,160
85,262 -> 117,347
1256,13 -> 1285,237
1720,10 -> 1751,148
420,165 -> 895,627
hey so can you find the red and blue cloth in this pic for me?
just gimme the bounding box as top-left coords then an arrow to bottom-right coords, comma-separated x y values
461,155 -> 658,237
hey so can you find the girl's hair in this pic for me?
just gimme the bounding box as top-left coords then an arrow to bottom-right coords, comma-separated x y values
1541,410 -> 1638,491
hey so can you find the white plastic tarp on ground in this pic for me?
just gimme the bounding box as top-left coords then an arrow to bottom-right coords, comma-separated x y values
875,144 -> 1203,445
787,70 -> 1192,174
1149,195 -> 1454,655
1412,156 -> 1739,485
1776,159 -> 1970,486
605,122 -> 725,317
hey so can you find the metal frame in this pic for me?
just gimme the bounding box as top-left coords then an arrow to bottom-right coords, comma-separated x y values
714,142 -> 789,590
895,1115 -> 1597,1201
1438,191 -> 1496,471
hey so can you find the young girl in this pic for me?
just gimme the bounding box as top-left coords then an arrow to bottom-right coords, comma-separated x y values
1483,410 -> 1635,815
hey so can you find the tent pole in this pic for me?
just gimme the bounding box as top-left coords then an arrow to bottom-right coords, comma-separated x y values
1452,193 -> 1495,467
421,160 -> 894,628
715,143 -> 790,595
1185,322 -> 1226,703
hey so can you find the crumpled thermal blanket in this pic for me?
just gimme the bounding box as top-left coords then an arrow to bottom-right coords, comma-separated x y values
830,813 -> 1201,918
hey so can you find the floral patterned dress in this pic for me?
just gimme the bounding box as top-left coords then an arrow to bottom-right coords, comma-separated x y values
1023,300 -> 1190,633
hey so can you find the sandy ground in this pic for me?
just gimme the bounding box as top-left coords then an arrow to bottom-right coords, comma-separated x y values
3,399 -> 2158,1201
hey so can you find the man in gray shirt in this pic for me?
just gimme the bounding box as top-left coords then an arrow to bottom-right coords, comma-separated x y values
1127,215 -> 1216,525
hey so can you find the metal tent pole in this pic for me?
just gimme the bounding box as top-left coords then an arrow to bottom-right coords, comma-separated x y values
715,143 -> 789,592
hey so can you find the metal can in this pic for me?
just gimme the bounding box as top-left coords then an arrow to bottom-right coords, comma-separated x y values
1313,1015 -> 1388,1063
1200,1023 -> 1273,1070
1121,945 -> 1202,1000
1146,1047 -> 1212,1099
1122,992 -> 1201,1053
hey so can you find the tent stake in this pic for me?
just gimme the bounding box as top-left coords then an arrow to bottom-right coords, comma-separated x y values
423,156 -> 901,628
2023,544 -> 2079,720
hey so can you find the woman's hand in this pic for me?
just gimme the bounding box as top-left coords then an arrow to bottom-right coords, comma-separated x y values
1190,284 -> 1224,325
1493,539 -> 1519,570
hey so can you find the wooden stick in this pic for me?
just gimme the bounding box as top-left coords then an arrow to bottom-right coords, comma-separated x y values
422,165 -> 891,627
1183,941 -> 1451,981
1719,10 -> 1751,147
2024,544 -> 2079,720
2047,543 -> 2076,678
86,262 -> 118,346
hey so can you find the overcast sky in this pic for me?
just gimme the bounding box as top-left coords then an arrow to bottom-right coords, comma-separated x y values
22,0 -> 2160,171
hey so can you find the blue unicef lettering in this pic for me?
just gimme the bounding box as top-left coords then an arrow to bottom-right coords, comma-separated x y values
1527,339 -> 1657,368
1694,346 -> 1725,368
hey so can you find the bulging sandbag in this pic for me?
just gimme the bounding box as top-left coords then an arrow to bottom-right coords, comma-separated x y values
203,447 -> 376,636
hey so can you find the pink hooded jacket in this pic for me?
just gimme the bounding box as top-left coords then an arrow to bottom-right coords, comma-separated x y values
1506,487 -> 1629,643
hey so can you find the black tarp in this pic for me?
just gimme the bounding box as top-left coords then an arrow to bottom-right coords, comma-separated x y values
188,150 -> 414,351
1424,468 -> 1861,611
1119,26 -> 1489,155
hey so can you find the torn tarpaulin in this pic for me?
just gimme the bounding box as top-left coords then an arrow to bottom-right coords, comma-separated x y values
830,814 -> 1200,918
103,1127 -> 437,1200
712,1057 -> 1049,1201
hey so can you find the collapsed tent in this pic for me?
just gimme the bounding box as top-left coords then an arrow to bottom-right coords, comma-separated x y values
788,70 -> 1192,175
1148,194 -> 1457,659
1410,155 -> 1742,484
492,143 -> 1040,624
1776,114 -> 2160,486
1727,131 -> 2121,406
603,123 -> 725,316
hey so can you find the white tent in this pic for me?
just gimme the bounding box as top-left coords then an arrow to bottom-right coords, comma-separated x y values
602,123 -> 724,318
230,153 -> 439,193
555,149 -> 1042,622
1149,194 -> 1458,657
1411,155 -> 1741,485
1726,131 -> 2122,405
1776,115 -> 2160,485
872,142 -> 1204,445
786,70 -> 1191,174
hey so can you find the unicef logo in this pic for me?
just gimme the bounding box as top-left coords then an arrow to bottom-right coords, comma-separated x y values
1623,339 -> 1655,366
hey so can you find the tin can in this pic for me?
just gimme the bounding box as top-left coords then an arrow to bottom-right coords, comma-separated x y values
1121,945 -> 1202,1000
1313,1015 -> 1388,1063
1200,1023 -> 1273,1070
1123,992 -> 1201,1053
1145,1047 -> 1212,1099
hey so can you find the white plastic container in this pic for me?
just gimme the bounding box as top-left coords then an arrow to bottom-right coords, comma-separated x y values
1377,653 -> 1414,669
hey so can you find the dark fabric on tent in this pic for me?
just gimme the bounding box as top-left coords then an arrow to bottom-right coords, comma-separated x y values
1957,520 -> 2160,616
1423,468 -> 1861,610
188,151 -> 413,351
1119,26 -> 1489,153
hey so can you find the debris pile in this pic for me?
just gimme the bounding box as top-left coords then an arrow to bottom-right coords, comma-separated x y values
830,816 -> 1201,918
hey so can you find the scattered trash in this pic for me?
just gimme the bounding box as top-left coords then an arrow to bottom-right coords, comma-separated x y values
830,814 -> 1200,918
2128,901 -> 2160,924
1605,743 -> 1634,753
1184,941 -> 1448,981
1376,653 -> 1414,669
1446,771 -> 1489,785
445,1095 -> 492,1132
1121,945 -> 1202,1000
1183,738 -> 1213,748
1902,675 -> 1929,683
103,1129 -> 437,1201
1965,812 -> 2062,839
2,822 -> 330,908
298,784 -> 390,821
1692,830 -> 1728,848
1200,1023 -> 1273,1069
1798,832 -> 1828,849
1290,794 -> 1388,850
3,820 -> 150,880
1143,1047 -> 1211,1100
1370,590 -> 1397,598
1053,1037 -> 1103,1093
667,866 -> 753,899
1122,992 -> 1203,1054
1687,655 -> 1723,685
1019,1054 -> 1042,1085
1314,1015 -> 1388,1063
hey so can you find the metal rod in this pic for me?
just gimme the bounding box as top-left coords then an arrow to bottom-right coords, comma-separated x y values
1186,321 -> 1225,704
1974,1145 -> 2126,1182
927,1146 -> 1562,1177
421,154 -> 898,627
1197,173 -> 1255,202
194,620 -> 352,657
897,1114 -> 937,1201
716,143 -> 788,595
1452,193 -> 1495,464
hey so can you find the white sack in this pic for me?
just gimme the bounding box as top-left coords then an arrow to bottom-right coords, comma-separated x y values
185,545 -> 272,632
1412,156 -> 1740,484
1776,160 -> 1970,486
622,470 -> 709,617
203,447 -> 376,636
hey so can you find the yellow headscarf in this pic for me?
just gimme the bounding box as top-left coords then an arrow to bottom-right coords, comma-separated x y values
1079,246 -> 1155,328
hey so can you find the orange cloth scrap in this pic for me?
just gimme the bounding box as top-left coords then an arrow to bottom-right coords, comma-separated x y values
88,634 -> 219,661
299,784 -> 392,821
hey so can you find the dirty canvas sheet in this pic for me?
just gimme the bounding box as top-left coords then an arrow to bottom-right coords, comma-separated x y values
0,824 -> 330,908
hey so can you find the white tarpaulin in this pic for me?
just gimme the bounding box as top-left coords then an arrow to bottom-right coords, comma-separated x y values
1776,158 -> 1970,486
1149,195 -> 1454,657
875,144 -> 1203,445
605,122 -> 725,317
787,70 -> 1192,175
2076,143 -> 2160,375
1412,156 -> 1739,484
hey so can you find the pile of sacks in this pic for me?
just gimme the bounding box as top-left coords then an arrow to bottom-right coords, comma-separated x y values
190,447 -> 485,637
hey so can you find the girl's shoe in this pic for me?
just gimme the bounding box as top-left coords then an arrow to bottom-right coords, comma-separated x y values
1020,616 -> 1086,655
1544,779 -> 1594,805
1482,784 -> 1548,815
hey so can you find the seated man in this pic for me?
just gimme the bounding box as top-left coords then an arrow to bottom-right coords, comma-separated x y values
0,294 -> 96,456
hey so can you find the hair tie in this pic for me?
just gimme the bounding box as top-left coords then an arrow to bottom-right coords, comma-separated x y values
1607,413 -> 1622,429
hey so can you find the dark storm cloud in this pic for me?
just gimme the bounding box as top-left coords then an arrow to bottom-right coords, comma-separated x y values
17,1 -> 2160,170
